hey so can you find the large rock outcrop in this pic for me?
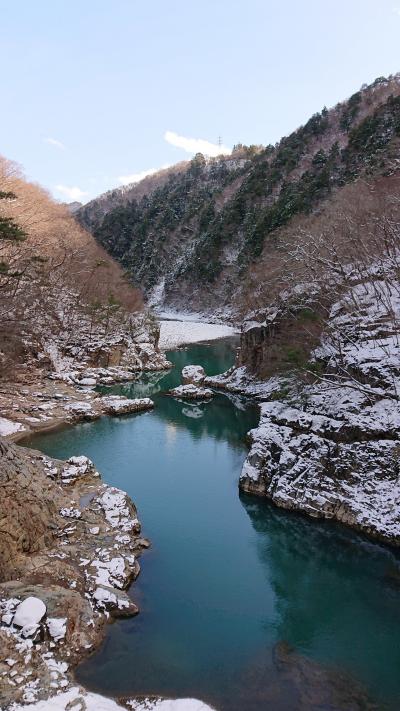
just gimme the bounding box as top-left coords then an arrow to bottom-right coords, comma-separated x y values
240,399 -> 400,544
214,275 -> 400,545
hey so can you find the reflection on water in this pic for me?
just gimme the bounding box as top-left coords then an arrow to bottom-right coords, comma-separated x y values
23,337 -> 400,710
241,494 -> 400,708
226,641 -> 379,711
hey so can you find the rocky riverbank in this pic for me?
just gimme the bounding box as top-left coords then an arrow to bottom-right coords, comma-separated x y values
0,317 -> 240,710
0,377 -> 156,443
0,436 -> 142,708
0,437 -> 215,711
0,314 -> 240,442
0,312 -> 171,442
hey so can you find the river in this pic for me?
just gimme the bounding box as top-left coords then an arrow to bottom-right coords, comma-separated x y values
23,338 -> 400,710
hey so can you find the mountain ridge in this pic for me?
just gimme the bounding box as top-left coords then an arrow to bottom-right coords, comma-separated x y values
76,73 -> 400,317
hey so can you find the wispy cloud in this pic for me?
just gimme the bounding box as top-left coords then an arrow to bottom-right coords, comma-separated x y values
164,130 -> 231,157
118,164 -> 171,185
44,137 -> 66,150
55,184 -> 88,201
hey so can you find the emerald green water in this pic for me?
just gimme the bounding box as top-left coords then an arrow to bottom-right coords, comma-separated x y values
24,338 -> 400,710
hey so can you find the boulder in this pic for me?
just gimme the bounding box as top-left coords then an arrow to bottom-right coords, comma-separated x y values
181,365 -> 206,385
13,596 -> 46,637
168,384 -> 213,400
100,395 -> 154,415
65,401 -> 98,421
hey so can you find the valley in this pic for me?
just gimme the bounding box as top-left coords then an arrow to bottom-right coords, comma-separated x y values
1,69 -> 400,711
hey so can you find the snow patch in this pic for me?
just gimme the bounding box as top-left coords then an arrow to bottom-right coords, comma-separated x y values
0,417 -> 25,437
47,618 -> 67,642
159,319 -> 237,350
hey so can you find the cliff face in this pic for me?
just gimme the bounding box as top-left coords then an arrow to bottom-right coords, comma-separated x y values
77,74 -> 400,315
217,263 -> 400,545
0,438 -> 63,580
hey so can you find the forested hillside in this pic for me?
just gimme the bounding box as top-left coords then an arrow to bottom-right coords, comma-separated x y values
0,156 -> 144,377
77,74 -> 400,317
78,162 -> 189,233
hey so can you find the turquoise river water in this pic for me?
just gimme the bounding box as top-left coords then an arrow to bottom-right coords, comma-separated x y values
24,339 -> 400,710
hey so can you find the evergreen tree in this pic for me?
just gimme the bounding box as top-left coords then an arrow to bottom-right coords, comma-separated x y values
0,191 -> 27,242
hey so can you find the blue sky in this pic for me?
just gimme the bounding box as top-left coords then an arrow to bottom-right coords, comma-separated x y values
1,0 -> 400,203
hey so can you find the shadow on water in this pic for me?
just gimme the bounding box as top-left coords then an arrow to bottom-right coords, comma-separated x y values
239,494 -> 400,709
23,336 -> 400,710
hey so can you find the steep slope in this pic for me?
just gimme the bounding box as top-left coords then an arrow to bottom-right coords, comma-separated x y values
77,162 -> 189,232
78,74 -> 400,316
0,156 -> 166,380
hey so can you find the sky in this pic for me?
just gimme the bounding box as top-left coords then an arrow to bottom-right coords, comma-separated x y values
1,0 -> 400,203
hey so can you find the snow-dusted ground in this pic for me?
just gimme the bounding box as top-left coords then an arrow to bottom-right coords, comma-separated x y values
156,306 -> 236,323
159,318 -> 237,350
157,309 -> 217,323
10,688 -> 216,710
127,700 -> 216,711
0,417 -> 25,437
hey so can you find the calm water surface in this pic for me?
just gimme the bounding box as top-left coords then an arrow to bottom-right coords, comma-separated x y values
25,338 -> 400,710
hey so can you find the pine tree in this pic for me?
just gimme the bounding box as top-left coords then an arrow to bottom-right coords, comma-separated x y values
0,191 -> 27,242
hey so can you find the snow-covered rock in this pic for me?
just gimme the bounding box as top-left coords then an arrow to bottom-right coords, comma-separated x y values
44,312 -> 170,377
168,384 -> 213,400
59,507 -> 81,519
0,438 -> 148,709
100,395 -> 154,415
92,586 -> 135,615
10,687 -> 125,711
9,688 -> 216,711
98,487 -> 140,533
64,401 -> 98,421
240,400 -> 400,543
181,365 -> 206,385
205,366 -> 284,401
127,699 -> 217,710
76,377 -> 97,387
46,617 -> 67,642
236,272 -> 400,544
12,597 -> 46,638
60,455 -> 98,485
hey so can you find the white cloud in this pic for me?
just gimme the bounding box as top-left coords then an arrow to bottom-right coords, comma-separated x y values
118,164 -> 171,185
45,137 -> 66,150
393,6 -> 400,15
55,184 -> 88,201
164,130 -> 231,157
